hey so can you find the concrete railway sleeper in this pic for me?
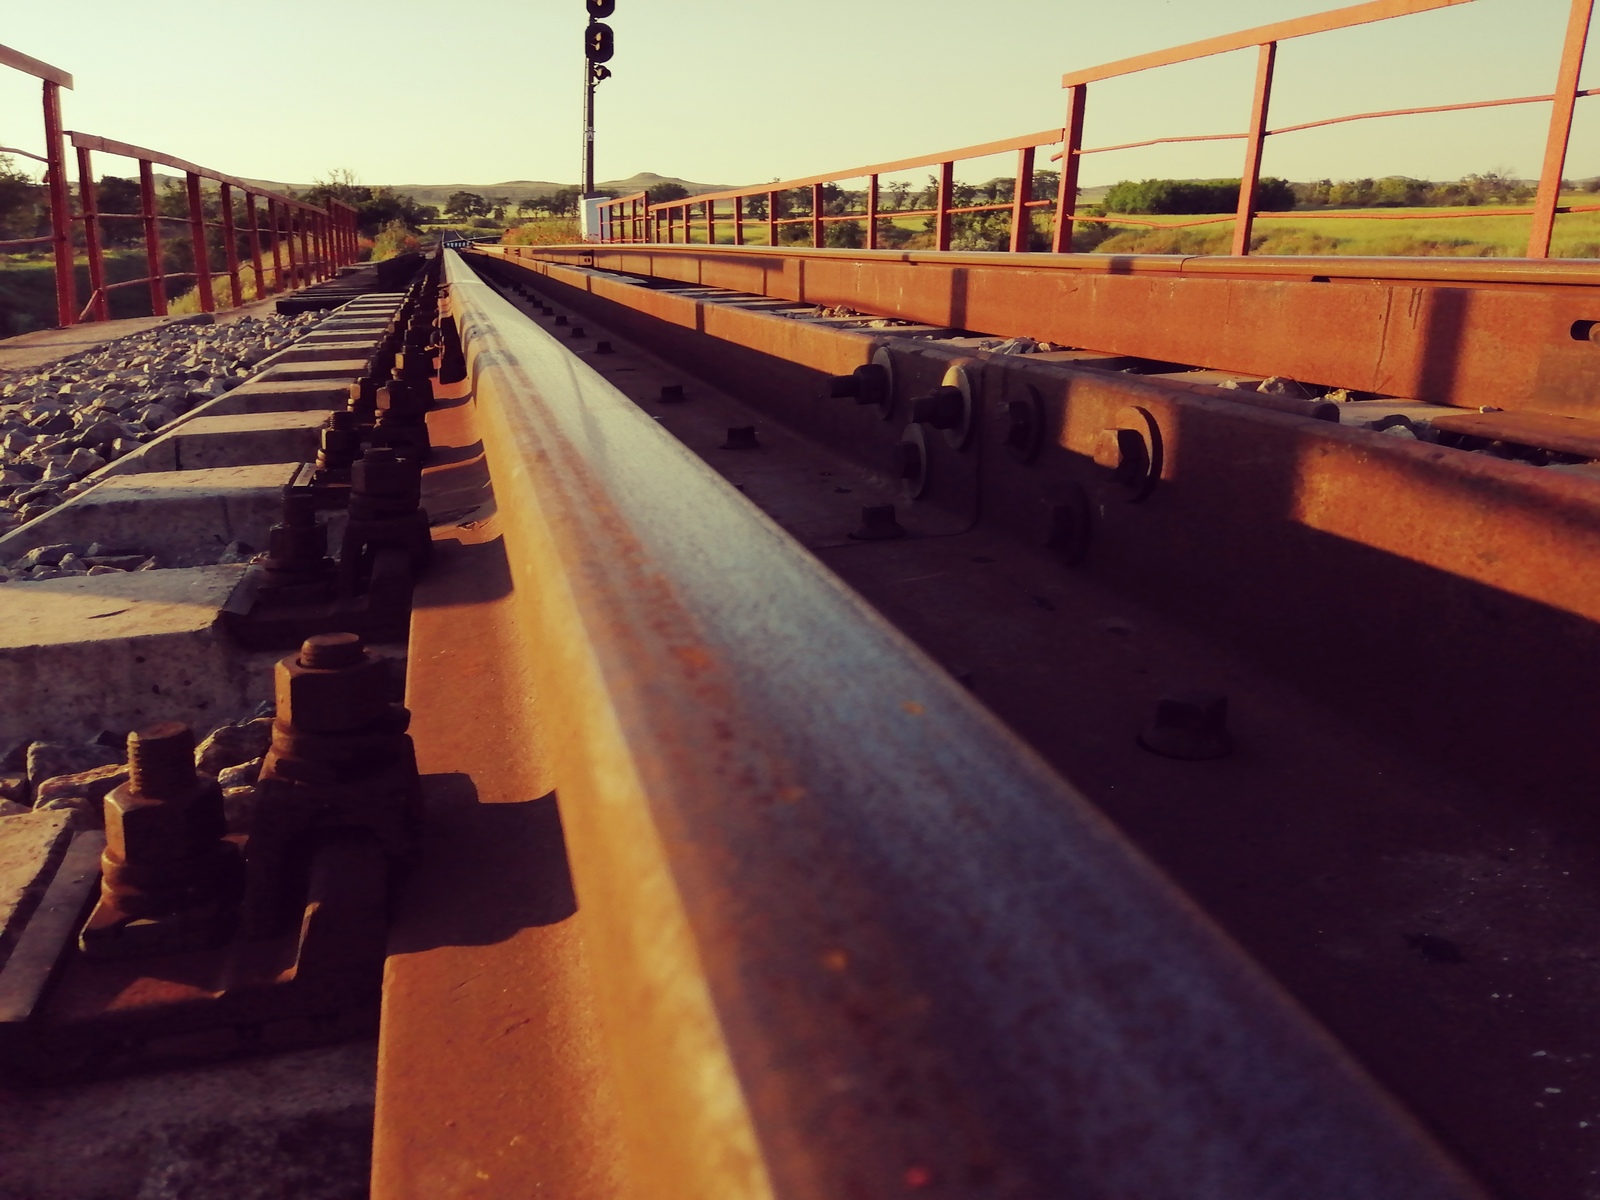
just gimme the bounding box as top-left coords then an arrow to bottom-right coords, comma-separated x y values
0,242 -> 1592,1197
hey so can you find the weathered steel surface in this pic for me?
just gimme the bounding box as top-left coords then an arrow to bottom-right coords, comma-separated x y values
497,243 -> 1600,419
473,249 -> 1600,823
439,250 -> 1486,1199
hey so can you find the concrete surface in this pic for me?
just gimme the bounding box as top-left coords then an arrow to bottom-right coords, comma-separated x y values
275,343 -> 375,364
0,464 -> 303,568
256,360 -> 370,384
166,412 -> 327,471
0,812 -> 72,970
0,1041 -> 377,1200
0,565 -> 269,744
208,377 -> 351,416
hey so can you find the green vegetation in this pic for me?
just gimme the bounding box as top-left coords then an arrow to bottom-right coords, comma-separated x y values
1102,177 -> 1294,215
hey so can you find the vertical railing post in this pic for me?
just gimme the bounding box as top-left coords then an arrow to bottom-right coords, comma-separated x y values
246,193 -> 264,300
1009,146 -> 1036,253
42,81 -> 76,326
1231,41 -> 1277,257
867,174 -> 879,250
219,182 -> 242,308
1051,83 -> 1087,254
733,197 -> 744,246
935,161 -> 954,252
297,209 -> 311,284
644,198 -> 653,243
705,199 -> 716,246
75,145 -> 108,322
811,183 -> 824,248
284,206 -> 300,288
185,171 -> 215,313
768,191 -> 778,247
1530,0 -> 1595,257
268,198 -> 284,293
138,159 -> 166,316
666,207 -> 675,244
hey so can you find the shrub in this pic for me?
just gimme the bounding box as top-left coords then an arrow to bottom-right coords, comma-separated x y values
370,220 -> 421,262
501,219 -> 580,246
1102,177 -> 1294,215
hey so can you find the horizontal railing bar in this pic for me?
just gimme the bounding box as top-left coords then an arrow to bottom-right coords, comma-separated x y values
1061,0 -> 1474,86
1078,131 -> 1248,156
0,144 -> 49,164
650,126 -> 1066,212
0,42 -> 72,88
1269,91 -> 1559,136
0,235 -> 53,249
65,131 -> 324,213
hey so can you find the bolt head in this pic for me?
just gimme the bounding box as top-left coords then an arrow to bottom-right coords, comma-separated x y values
1138,691 -> 1232,760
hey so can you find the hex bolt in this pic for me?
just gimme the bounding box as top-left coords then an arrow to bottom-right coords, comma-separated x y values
300,631 -> 365,669
570,326 -> 587,339
721,425 -> 760,450
127,721 -> 197,800
825,363 -> 890,407
595,340 -> 614,354
910,386 -> 965,430
659,383 -> 686,403
848,503 -> 906,541
1094,406 -> 1162,502
554,314 -> 569,326
1138,691 -> 1233,760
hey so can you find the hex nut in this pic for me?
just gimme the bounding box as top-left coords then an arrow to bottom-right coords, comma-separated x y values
276,652 -> 391,734
104,779 -> 219,864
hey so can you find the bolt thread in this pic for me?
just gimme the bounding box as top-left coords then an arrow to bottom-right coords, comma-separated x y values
300,631 -> 366,669
127,721 -> 196,798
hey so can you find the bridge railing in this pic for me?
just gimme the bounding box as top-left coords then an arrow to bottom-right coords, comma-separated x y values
599,0 -> 1600,260
1,43 -> 78,326
2,40 -> 359,329
65,132 -> 357,323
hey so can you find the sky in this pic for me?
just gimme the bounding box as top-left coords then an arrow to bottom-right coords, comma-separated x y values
4,0 -> 1600,192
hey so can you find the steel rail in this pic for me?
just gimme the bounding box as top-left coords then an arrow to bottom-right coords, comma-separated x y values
438,247 -> 1486,1199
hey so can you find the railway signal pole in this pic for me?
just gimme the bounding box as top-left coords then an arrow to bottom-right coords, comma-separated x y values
582,0 -> 615,201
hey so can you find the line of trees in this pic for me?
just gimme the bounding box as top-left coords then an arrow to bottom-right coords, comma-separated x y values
0,158 -> 438,251
1290,171 -> 1535,208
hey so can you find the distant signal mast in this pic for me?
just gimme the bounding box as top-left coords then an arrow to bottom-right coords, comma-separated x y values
583,0 -> 615,202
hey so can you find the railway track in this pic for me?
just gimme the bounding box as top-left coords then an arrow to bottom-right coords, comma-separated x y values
0,232 -> 1592,1197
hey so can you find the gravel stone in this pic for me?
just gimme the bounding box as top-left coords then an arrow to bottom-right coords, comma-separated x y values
195,717 -> 273,777
26,740 -> 121,787
0,311 -> 328,534
33,762 -> 128,829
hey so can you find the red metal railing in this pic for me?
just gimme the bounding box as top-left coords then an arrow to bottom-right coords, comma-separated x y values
66,132 -> 359,323
2,40 -> 360,329
599,0 -> 1599,260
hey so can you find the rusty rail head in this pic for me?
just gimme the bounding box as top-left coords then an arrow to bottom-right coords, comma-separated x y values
439,247 -> 1489,1199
